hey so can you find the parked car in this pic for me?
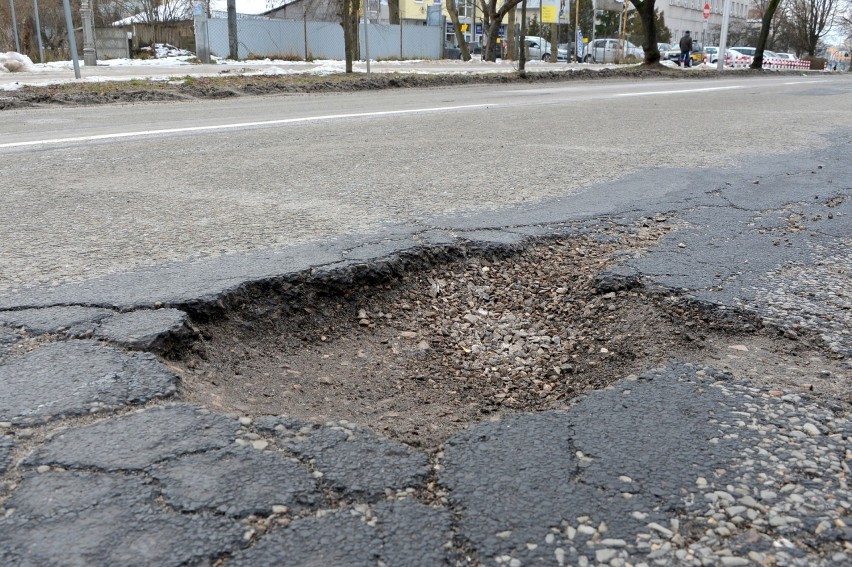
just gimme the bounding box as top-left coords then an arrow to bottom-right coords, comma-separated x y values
583,39 -> 643,63
444,41 -> 462,60
731,46 -> 756,57
657,42 -> 672,53
704,47 -> 746,64
558,42 -> 577,61
519,36 -> 568,61
444,41 -> 487,59
775,52 -> 799,60
663,41 -> 704,65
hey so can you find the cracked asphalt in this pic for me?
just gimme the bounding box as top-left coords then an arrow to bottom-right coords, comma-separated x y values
0,76 -> 850,566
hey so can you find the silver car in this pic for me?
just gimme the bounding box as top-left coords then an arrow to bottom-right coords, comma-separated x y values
521,36 -> 569,62
584,39 -> 644,63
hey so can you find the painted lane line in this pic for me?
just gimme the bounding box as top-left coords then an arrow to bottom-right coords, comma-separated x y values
613,85 -> 745,97
0,104 -> 495,149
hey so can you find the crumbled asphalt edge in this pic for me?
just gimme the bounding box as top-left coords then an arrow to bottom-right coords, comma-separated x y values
0,216 -> 847,566
0,66 -> 815,110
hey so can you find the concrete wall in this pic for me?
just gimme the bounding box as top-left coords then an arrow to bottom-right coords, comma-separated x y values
95,28 -> 131,60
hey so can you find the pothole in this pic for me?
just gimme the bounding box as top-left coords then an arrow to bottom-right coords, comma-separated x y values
172,224 -> 849,451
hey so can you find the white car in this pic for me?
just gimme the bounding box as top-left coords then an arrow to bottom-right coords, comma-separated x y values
705,46 -> 745,64
775,52 -> 799,61
584,39 -> 644,63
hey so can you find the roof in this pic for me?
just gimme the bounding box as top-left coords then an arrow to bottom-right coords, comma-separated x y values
112,0 -> 289,24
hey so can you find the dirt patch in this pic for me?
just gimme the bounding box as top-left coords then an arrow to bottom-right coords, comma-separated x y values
3,66 -> 786,110
173,222 -> 849,451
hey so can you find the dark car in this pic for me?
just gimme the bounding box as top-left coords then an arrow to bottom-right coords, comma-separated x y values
444,41 -> 462,60
444,41 -> 487,59
664,41 -> 704,65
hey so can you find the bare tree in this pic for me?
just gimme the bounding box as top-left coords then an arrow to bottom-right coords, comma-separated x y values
2,0 -> 84,56
751,0 -> 784,67
480,0 -> 524,61
339,0 -> 359,72
627,0 -> 660,64
446,0 -> 472,60
788,0 -> 839,56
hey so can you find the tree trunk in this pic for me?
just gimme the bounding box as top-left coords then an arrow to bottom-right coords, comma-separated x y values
482,0 -> 523,62
227,0 -> 238,59
506,8 -> 516,61
485,19 -> 501,60
341,0 -> 359,73
388,0 -> 400,25
446,0 -> 472,61
519,0 -> 527,76
551,21 -> 558,63
751,0 -> 782,68
629,0 -> 659,64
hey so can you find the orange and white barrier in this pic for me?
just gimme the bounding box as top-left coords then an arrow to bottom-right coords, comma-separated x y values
762,58 -> 811,70
724,54 -> 753,68
721,54 -> 811,70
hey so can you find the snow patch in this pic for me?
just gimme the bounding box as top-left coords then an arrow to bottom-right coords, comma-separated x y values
0,52 -> 37,73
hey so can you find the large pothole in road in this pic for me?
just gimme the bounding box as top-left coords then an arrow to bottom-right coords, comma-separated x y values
172,221 -> 849,451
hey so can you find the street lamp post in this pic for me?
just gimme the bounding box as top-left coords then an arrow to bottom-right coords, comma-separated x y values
81,0 -> 97,66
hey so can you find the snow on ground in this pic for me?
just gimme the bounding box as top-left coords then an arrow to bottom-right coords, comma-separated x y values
0,52 -> 37,73
1,43 -> 788,92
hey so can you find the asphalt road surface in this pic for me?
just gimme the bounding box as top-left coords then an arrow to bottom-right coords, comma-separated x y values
1,75 -> 849,291
0,74 -> 850,566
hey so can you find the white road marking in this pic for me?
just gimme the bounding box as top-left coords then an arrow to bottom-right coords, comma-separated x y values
613,85 -> 745,97
0,104 -> 495,149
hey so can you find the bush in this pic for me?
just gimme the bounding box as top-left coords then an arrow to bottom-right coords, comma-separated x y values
802,56 -> 826,70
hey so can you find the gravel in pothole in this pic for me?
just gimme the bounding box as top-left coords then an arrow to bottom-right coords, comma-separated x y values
176,225 -> 849,450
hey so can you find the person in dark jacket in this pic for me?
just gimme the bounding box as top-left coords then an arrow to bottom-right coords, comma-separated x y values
679,31 -> 693,67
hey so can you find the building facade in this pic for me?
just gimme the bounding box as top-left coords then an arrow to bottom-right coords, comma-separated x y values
660,0 -> 748,47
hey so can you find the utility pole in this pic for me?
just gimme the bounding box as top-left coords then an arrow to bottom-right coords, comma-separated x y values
362,0 -> 370,74
9,0 -> 20,53
80,0 -> 97,66
716,0 -> 732,70
61,0 -> 80,78
574,0 -> 579,62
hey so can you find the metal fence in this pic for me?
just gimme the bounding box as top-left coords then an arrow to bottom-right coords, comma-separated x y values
206,18 -> 442,61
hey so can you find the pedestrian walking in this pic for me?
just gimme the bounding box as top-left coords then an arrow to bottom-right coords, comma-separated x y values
679,31 -> 693,67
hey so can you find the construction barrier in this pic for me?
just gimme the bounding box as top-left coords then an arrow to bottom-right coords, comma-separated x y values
719,54 -> 812,70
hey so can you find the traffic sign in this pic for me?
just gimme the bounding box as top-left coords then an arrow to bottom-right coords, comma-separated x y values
703,3 -> 710,18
